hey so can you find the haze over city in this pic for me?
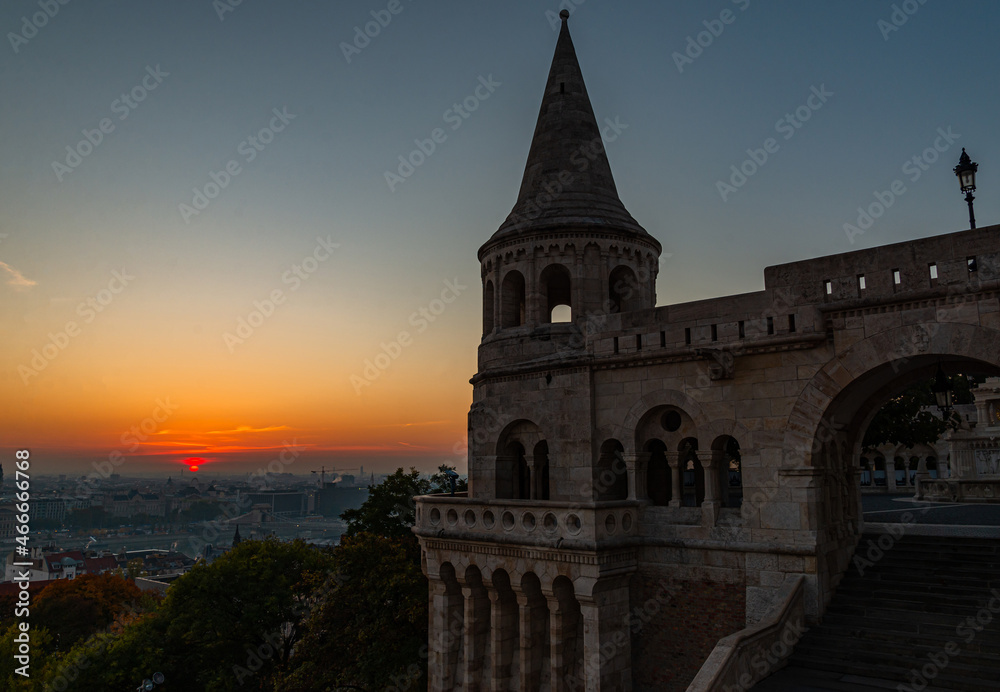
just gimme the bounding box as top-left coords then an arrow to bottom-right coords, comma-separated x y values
2,0 -> 999,476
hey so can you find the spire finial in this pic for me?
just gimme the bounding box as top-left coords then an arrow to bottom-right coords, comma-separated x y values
560,9 -> 569,21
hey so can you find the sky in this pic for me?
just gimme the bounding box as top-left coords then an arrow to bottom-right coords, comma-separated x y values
2,0 -> 999,479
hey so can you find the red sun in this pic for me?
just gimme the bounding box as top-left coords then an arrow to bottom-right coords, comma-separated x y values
182,457 -> 206,473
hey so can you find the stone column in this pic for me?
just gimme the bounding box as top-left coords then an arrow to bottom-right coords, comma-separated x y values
577,579 -> 633,692
702,456 -> 720,526
667,452 -> 682,507
515,588 -> 548,691
489,589 -> 518,691
462,584 -> 490,692
623,454 -> 639,501
428,578 -> 455,691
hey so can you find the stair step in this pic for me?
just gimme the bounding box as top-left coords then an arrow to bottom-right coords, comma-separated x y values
771,535 -> 1000,692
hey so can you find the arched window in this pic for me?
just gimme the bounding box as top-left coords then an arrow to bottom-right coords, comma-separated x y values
483,280 -> 495,335
608,265 -> 641,313
540,264 -> 572,323
894,457 -> 906,486
595,439 -> 627,501
645,439 -> 670,506
715,436 -> 742,507
496,442 -> 530,500
908,456 -> 919,485
501,271 -> 525,328
680,438 -> 704,507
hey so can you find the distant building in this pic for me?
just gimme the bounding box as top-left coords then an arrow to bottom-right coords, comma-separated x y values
0,508 -> 14,538
4,548 -> 119,582
314,483 -> 368,518
244,491 -> 307,517
29,498 -> 66,522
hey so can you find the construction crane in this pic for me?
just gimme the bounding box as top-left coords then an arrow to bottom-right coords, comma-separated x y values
311,466 -> 360,486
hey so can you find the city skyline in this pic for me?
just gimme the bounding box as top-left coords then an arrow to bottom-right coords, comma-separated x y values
3,1 -> 999,475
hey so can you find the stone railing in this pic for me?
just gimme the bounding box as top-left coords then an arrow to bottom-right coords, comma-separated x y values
413,494 -> 640,549
919,477 -> 1000,503
686,574 -> 806,692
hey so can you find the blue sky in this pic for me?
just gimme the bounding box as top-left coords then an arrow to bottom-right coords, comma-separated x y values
2,0 -> 998,474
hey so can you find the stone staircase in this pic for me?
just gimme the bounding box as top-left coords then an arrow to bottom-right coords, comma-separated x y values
755,534 -> 1000,691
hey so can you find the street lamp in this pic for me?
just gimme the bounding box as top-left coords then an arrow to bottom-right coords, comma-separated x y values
931,363 -> 953,414
953,148 -> 978,230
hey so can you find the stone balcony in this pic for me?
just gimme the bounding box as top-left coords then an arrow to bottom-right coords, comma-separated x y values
413,493 -> 641,551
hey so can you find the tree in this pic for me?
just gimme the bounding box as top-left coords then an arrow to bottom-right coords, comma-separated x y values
862,374 -> 978,451
429,463 -> 469,494
341,468 -> 430,539
280,533 -> 428,692
32,573 -> 146,651
36,538 -> 336,691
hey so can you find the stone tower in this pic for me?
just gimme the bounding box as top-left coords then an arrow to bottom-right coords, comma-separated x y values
414,8 -> 1000,691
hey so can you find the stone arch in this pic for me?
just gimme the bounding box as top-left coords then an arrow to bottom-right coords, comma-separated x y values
540,263 -> 572,323
618,388 -> 709,455
781,322 -> 1000,616
483,280 -> 495,336
501,270 -> 526,328
608,264 -> 641,313
496,420 -> 545,501
595,439 -> 628,501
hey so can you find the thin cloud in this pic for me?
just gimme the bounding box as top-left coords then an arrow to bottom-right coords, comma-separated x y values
0,261 -> 36,291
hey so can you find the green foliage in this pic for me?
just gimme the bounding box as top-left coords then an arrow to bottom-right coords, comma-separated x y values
862,374 -> 978,451
279,533 -> 428,692
429,463 -> 469,494
30,538 -> 334,691
32,573 -> 145,651
341,467 -> 431,539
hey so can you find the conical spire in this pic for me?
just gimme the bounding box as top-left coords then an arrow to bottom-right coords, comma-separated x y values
491,11 -> 647,240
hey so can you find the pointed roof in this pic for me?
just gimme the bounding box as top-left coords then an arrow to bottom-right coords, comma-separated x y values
488,11 -> 650,246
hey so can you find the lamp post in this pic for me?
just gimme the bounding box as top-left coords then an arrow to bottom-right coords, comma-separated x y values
931,363 -> 954,415
953,148 -> 978,230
